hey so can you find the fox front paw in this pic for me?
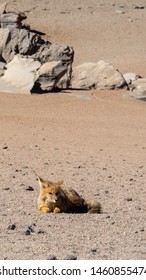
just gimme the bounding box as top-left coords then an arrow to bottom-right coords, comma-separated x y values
54,207 -> 61,213
40,206 -> 52,213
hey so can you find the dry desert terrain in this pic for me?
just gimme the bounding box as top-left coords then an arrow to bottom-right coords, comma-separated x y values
0,0 -> 146,259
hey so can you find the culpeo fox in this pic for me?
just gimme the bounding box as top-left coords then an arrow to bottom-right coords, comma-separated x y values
37,176 -> 101,214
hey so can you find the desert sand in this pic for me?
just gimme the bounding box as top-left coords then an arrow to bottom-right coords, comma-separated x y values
0,0 -> 146,260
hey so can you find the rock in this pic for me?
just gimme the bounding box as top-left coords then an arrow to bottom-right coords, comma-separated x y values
25,186 -> 34,191
36,44 -> 74,89
115,10 -> 125,14
0,13 -> 26,29
0,61 -> 5,77
124,197 -> 133,202
8,224 -> 16,230
134,5 -> 145,9
36,229 -> 45,234
130,78 -> 146,100
47,255 -> 57,260
88,248 -> 99,256
123,72 -> 141,85
2,145 -> 8,149
23,225 -> 34,235
23,229 -> 31,235
4,187 -> 10,190
36,60 -> 68,92
0,27 -> 43,63
140,228 -> 144,232
57,73 -> 71,88
0,2 -> 8,15
135,206 -> 141,210
71,60 -> 126,90
64,255 -> 77,260
105,215 -> 110,219
0,55 -> 40,94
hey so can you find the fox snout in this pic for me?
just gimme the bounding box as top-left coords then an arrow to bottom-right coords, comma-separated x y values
46,197 -> 58,203
46,192 -> 60,204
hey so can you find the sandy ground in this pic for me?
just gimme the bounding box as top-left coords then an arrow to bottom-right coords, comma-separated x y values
0,0 -> 146,260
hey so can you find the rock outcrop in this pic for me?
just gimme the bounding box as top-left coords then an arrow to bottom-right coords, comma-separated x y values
0,4 -> 74,93
0,3 -> 145,100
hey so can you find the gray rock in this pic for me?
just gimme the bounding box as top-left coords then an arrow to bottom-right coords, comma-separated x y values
47,255 -> 57,260
130,78 -> 146,100
64,255 -> 77,260
36,60 -> 68,91
0,13 -> 26,29
71,60 -> 126,90
8,224 -> 16,230
0,60 -> 5,77
36,44 -> 73,89
0,27 -> 45,63
23,225 -> 34,235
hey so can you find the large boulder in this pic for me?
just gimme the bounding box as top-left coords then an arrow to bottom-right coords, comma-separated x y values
71,60 -> 126,90
36,61 -> 68,92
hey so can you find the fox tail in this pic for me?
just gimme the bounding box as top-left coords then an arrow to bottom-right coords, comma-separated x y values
84,199 -> 102,213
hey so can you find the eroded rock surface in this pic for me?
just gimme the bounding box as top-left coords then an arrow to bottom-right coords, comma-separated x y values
71,60 -> 126,90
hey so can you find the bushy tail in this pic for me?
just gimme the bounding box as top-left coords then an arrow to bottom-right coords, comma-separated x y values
84,199 -> 102,213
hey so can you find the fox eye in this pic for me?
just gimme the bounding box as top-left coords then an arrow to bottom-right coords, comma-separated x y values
48,192 -> 52,195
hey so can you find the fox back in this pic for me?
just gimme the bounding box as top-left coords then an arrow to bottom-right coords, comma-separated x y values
37,177 -> 101,214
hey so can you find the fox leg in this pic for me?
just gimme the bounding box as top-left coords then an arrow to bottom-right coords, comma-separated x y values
54,207 -> 61,213
40,206 -> 52,213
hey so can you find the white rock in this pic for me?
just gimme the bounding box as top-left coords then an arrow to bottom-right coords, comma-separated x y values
0,55 -> 41,93
130,78 -> 146,99
123,72 -> 141,85
115,10 -> 125,14
71,60 -> 126,90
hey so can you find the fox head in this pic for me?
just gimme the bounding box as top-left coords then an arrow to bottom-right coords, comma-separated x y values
38,176 -> 64,204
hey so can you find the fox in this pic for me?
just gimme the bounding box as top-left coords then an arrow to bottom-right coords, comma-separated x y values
37,176 -> 101,214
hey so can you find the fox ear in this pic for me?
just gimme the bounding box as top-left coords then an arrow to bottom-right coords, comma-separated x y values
37,176 -> 47,189
55,180 -> 64,187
